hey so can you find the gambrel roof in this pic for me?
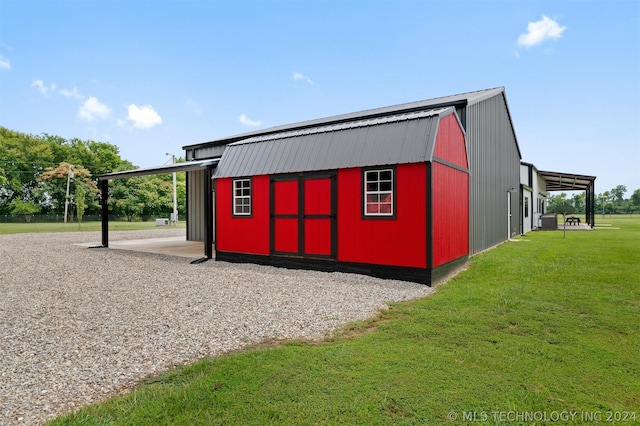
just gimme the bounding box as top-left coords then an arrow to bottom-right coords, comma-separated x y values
214,107 -> 458,178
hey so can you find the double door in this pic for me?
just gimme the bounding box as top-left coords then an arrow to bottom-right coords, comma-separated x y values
271,173 -> 336,259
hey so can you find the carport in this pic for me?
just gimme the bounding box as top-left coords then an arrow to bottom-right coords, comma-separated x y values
98,159 -> 218,262
539,170 -> 597,228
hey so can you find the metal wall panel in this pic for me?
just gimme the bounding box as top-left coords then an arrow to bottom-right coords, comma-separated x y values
187,169 -> 206,241
190,145 -> 226,161
466,94 -> 521,255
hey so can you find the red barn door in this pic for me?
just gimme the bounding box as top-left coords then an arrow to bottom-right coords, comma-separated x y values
271,173 -> 336,259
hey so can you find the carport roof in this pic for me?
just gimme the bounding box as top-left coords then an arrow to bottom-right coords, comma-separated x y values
98,158 -> 219,181
539,170 -> 596,191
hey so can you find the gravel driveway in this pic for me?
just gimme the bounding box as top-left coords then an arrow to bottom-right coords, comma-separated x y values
0,229 -> 433,425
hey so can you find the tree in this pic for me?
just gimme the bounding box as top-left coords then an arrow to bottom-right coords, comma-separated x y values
610,185 -> 627,204
37,162 -> 98,216
630,189 -> 640,213
571,192 -> 586,214
547,193 -> 568,214
75,183 -> 87,223
0,127 -> 55,213
9,199 -> 41,222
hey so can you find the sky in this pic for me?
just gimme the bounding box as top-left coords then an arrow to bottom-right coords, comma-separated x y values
0,0 -> 638,195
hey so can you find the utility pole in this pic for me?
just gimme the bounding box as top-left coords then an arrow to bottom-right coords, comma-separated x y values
63,164 -> 73,223
166,153 -> 178,224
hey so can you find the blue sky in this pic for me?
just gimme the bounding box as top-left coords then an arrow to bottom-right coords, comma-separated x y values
1,0 -> 638,195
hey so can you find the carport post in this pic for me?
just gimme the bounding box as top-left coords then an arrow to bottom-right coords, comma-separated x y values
101,179 -> 109,248
204,166 -> 213,259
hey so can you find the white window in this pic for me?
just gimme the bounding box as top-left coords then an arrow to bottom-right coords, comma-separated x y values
233,179 -> 251,216
364,169 -> 394,216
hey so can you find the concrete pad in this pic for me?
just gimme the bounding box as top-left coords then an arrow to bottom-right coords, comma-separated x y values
78,236 -> 210,258
556,223 -> 593,231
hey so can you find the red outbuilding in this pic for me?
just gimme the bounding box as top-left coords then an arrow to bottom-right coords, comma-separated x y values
213,107 -> 468,285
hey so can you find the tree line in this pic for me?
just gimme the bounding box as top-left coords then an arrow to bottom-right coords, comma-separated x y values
2,126 -> 638,222
0,127 -> 185,222
547,185 -> 640,215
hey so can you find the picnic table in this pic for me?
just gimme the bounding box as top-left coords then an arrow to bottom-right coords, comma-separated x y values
565,216 -> 581,225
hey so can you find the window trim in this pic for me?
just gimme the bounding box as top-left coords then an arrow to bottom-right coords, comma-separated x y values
362,166 -> 396,219
232,177 -> 252,217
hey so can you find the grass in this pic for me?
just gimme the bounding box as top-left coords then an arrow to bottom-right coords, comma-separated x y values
0,221 -> 185,234
49,216 -> 640,425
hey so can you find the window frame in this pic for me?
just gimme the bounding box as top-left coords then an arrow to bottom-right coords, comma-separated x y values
362,166 -> 396,219
232,178 -> 252,217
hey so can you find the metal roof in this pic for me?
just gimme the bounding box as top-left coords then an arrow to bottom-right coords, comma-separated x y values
214,108 -> 453,178
98,159 -> 219,181
538,170 -> 596,191
183,87 -> 504,150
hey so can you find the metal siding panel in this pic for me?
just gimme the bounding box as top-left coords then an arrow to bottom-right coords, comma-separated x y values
467,94 -> 520,255
187,169 -> 205,241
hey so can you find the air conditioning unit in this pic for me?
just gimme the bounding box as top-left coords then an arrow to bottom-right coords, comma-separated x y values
156,218 -> 169,226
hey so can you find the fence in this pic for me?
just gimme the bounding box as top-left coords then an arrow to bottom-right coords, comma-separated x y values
1,214 -> 135,223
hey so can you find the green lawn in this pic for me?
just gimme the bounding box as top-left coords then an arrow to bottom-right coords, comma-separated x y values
50,217 -> 640,425
0,221 -> 185,234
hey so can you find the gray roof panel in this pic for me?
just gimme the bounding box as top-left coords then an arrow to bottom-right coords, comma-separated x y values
215,108 -> 453,178
183,87 -> 503,150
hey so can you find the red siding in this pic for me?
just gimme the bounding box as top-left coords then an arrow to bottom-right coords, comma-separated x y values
215,175 -> 270,255
337,163 -> 427,268
431,162 -> 469,267
434,113 -> 468,169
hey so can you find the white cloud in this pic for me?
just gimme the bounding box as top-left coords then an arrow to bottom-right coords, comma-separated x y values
60,86 -> 84,99
292,71 -> 313,84
78,96 -> 111,121
187,99 -> 202,115
0,55 -> 10,70
124,104 -> 162,129
517,15 -> 567,48
32,79 -> 56,95
238,114 -> 262,127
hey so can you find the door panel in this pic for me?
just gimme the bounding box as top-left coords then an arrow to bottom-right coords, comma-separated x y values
303,217 -> 332,256
274,218 -> 299,253
304,178 -> 332,215
303,176 -> 334,257
271,173 -> 336,259
274,179 -> 298,215
272,179 -> 299,254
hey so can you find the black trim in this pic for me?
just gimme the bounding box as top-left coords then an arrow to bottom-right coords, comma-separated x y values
216,251 -> 432,285
426,162 -> 433,269
204,166 -> 214,259
101,180 -> 109,248
432,156 -> 469,174
361,166 -> 397,220
298,174 -> 305,255
430,255 -> 468,284
231,177 -> 253,218
185,170 -> 189,239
